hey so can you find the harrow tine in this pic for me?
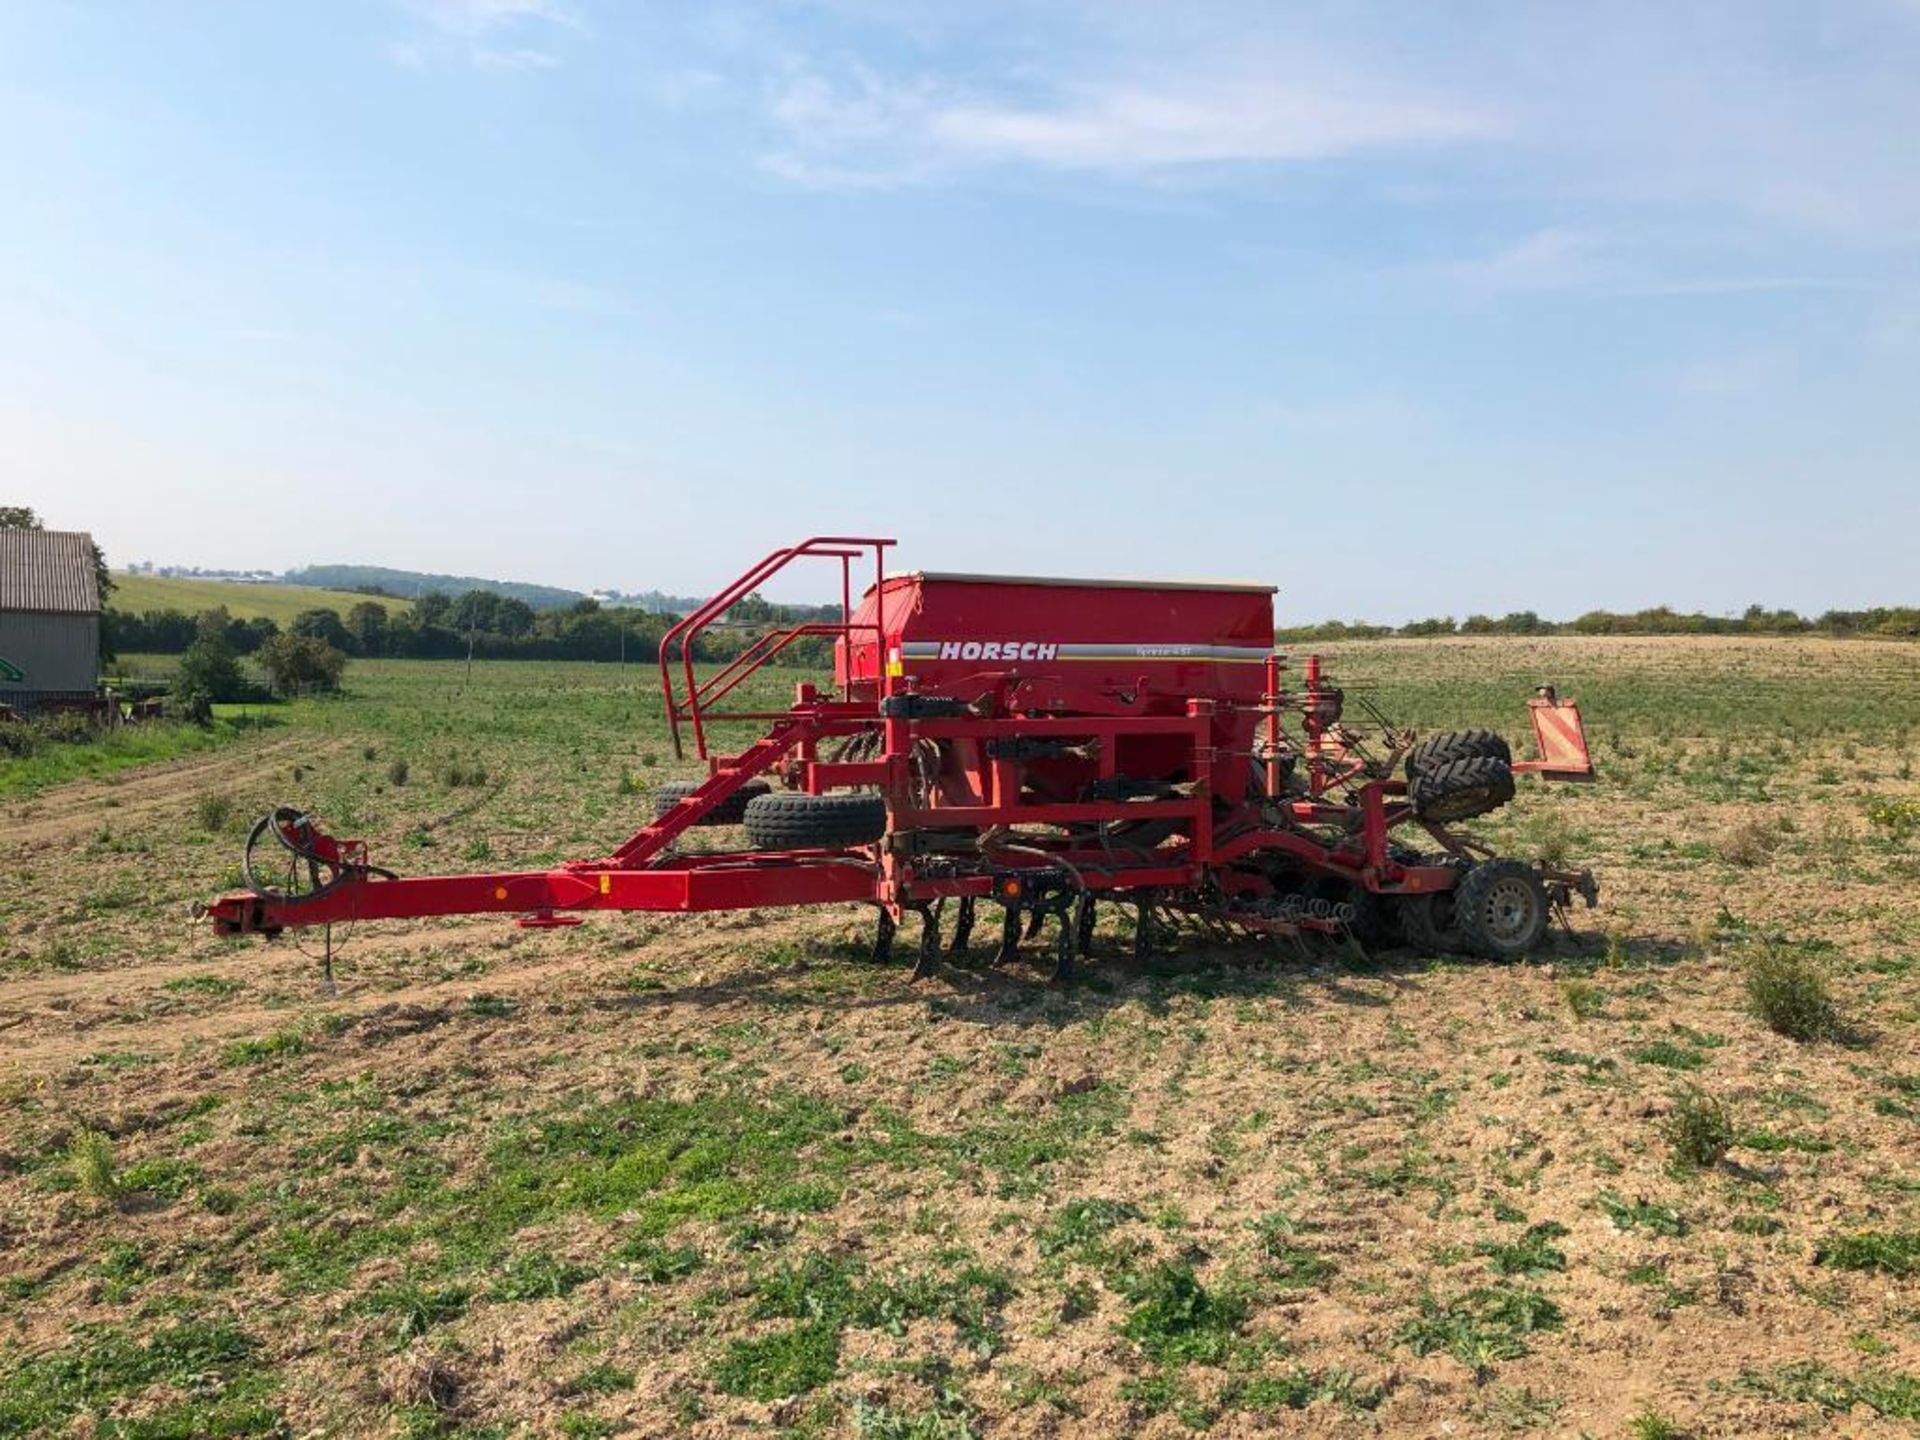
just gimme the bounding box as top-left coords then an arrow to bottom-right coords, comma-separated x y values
948,895 -> 976,956
911,904 -> 941,981
1053,893 -> 1090,984
871,907 -> 896,965
993,903 -> 1022,966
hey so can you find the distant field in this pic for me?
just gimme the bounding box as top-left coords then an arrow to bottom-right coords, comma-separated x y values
109,573 -> 413,623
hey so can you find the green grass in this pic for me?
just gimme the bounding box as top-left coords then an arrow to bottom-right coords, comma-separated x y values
1036,1197 -> 1144,1262
1476,1222 -> 1569,1276
0,1318 -> 281,1436
1737,1361 -> 1920,1420
67,1128 -> 117,1200
110,572 -> 414,623
1596,1192 -> 1687,1237
1663,1089 -> 1734,1170
712,1320 -> 841,1400
1630,1039 -> 1706,1071
0,715 -> 258,798
1630,1408 -> 1689,1439
1397,1284 -> 1564,1373
1117,1260 -> 1250,1366
1745,946 -> 1846,1042
1814,1230 -> 1919,1276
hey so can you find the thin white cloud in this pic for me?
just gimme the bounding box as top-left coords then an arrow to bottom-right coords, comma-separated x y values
408,0 -> 578,36
1432,228 -> 1609,295
761,60 -> 1502,187
394,0 -> 579,70
472,47 -> 561,71
1622,276 -> 1879,298
1661,347 -> 1796,398
1257,394 -> 1431,435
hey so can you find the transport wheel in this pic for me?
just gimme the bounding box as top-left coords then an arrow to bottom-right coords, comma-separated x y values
1404,728 -> 1511,780
651,779 -> 770,824
1409,755 -> 1515,823
1454,859 -> 1550,960
742,792 -> 888,850
1398,887 -> 1466,954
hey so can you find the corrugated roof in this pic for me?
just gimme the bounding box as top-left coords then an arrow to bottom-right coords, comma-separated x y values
0,529 -> 101,614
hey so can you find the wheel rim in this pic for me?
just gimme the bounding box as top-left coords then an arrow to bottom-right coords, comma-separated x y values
1479,875 -> 1540,946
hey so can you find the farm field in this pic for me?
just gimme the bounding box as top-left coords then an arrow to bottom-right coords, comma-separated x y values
109,574 -> 415,624
2,638 -> 1917,1438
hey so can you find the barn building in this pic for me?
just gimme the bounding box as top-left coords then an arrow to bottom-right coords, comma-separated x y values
0,529 -> 102,713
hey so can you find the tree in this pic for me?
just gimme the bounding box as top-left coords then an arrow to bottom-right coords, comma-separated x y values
414,591 -> 453,626
346,601 -> 390,656
290,608 -> 354,652
451,589 -> 501,635
228,616 -> 279,655
494,597 -> 536,638
174,629 -> 244,722
256,634 -> 348,694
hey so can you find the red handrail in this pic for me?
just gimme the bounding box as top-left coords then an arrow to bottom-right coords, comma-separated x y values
659,537 -> 894,759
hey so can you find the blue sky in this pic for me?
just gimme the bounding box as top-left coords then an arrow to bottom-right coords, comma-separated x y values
3,1 -> 1917,621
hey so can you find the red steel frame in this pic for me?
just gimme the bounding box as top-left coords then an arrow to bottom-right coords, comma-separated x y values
203,538 -> 1595,942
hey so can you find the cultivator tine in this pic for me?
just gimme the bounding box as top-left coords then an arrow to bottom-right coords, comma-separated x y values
1053,895 -> 1089,984
993,903 -> 1022,965
911,905 -> 941,980
1133,896 -> 1155,961
871,907 -> 896,965
1076,896 -> 1097,957
1023,906 -> 1048,941
948,895 -> 976,956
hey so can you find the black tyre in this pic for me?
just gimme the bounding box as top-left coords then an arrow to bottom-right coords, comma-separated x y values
743,792 -> 889,850
1409,755 -> 1515,823
1454,859 -> 1550,960
1405,729 -> 1511,779
1346,886 -> 1401,949
1398,888 -> 1465,954
652,779 -> 771,824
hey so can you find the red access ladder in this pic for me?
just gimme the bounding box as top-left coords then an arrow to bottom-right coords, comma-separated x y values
658,536 -> 895,761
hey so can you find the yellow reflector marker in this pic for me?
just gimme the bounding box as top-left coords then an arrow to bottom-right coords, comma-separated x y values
600,873 -> 612,894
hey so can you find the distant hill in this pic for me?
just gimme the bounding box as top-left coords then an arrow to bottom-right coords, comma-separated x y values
284,564 -> 584,610
111,573 -> 414,624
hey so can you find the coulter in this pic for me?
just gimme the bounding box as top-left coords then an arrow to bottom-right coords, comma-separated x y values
205,538 -> 1599,979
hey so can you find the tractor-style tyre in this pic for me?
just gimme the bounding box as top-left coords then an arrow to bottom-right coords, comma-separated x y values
743,792 -> 889,850
1454,859 -> 1550,960
651,779 -> 770,824
1409,755 -> 1515,823
1405,728 -> 1511,779
1398,888 -> 1465,954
